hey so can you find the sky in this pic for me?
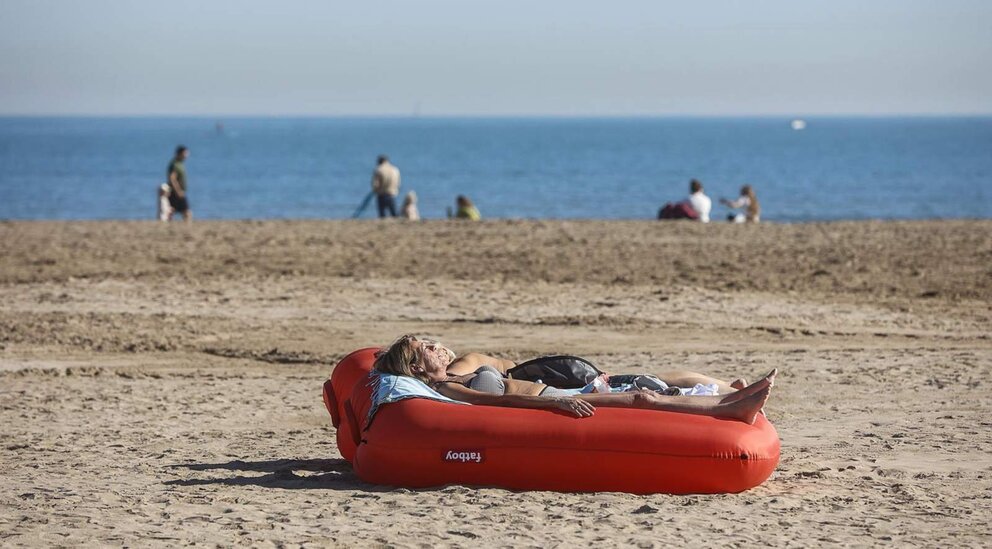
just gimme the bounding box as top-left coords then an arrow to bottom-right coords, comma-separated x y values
1,0 -> 990,116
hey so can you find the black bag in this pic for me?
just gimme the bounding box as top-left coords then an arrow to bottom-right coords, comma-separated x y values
506,355 -> 603,389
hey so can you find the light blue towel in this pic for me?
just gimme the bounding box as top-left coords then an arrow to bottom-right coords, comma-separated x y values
365,372 -> 469,427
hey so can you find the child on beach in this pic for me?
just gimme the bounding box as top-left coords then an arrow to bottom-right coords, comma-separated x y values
157,183 -> 173,222
401,191 -> 420,220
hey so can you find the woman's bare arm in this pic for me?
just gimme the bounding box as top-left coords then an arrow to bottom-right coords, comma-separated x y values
434,381 -> 594,417
445,352 -> 517,375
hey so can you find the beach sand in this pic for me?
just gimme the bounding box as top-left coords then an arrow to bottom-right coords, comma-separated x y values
1,219 -> 991,546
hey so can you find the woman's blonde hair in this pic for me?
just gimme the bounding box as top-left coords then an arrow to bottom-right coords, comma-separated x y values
741,185 -> 760,221
373,334 -> 425,382
373,335 -> 456,384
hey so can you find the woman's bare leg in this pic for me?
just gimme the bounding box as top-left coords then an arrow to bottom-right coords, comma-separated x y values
646,388 -> 769,424
718,369 -> 776,403
576,380 -> 771,424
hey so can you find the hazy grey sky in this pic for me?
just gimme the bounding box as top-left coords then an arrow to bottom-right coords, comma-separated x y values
1,0 -> 989,116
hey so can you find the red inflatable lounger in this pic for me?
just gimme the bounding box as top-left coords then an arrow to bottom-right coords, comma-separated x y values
322,347 -> 780,494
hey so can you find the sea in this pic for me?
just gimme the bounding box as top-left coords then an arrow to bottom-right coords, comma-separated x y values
0,117 -> 989,222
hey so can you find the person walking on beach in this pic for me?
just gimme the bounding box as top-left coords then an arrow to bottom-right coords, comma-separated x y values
371,155 -> 401,218
167,145 -> 192,222
687,179 -> 712,223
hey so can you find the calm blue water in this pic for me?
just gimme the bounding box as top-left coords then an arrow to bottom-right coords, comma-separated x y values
1,117 -> 989,221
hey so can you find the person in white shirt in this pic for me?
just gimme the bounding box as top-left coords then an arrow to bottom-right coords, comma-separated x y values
687,179 -> 712,223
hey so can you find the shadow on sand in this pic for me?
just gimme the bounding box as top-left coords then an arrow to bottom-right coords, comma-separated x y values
163,458 -> 389,491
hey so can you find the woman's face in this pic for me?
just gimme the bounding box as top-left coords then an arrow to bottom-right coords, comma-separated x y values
409,338 -> 450,381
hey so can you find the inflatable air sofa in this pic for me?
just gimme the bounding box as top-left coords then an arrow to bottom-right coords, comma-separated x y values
322,347 -> 779,494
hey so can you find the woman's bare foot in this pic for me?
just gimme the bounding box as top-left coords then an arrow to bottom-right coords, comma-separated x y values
730,378 -> 747,390
719,385 -> 771,424
719,369 -> 776,403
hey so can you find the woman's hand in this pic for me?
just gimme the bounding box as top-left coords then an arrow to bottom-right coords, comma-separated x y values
552,397 -> 595,418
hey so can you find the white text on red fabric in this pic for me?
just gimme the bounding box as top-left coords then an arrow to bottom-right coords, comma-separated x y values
442,450 -> 485,463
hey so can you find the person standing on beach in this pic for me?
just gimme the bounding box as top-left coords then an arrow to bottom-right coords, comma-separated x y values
167,145 -> 192,222
371,155 -> 401,218
687,179 -> 712,223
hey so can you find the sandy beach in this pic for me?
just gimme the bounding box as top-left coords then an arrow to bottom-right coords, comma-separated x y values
1,218 -> 991,546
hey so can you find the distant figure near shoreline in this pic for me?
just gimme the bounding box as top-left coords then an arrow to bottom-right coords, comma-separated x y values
657,179 -> 710,222
157,183 -> 173,222
401,191 -> 420,220
453,195 -> 481,220
687,179 -> 712,223
721,185 -> 760,223
167,145 -> 192,222
371,155 -> 401,218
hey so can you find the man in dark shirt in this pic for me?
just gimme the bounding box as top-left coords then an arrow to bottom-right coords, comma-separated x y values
167,145 -> 192,222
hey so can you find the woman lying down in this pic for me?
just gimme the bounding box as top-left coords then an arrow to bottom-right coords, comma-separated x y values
373,335 -> 775,424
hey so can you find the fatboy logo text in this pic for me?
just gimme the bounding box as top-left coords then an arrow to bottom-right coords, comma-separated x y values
442,449 -> 485,463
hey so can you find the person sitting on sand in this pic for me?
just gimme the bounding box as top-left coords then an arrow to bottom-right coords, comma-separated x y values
720,184 -> 760,223
687,179 -> 712,223
657,179 -> 710,222
373,335 -> 774,424
401,191 -> 420,220
453,195 -> 481,220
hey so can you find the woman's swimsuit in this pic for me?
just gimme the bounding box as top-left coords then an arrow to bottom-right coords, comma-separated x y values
435,365 -> 508,395
436,366 -> 597,397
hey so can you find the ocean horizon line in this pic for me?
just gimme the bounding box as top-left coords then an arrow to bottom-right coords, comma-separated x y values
2,113 -> 991,121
